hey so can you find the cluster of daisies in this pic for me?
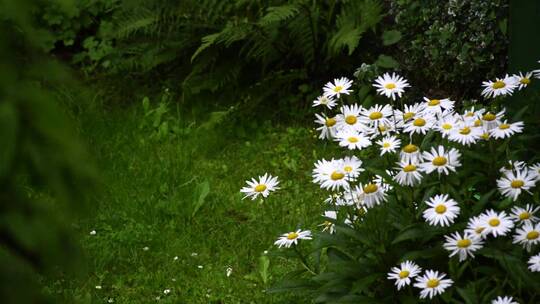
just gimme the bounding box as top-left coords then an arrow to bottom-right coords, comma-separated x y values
239,62 -> 540,301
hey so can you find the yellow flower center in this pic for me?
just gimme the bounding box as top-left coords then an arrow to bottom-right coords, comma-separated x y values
325,117 -> 337,127
435,204 -> 447,214
457,239 -> 471,248
432,156 -> 448,166
511,180 -> 524,188
492,81 -> 506,89
398,270 -> 409,279
442,123 -> 452,130
499,123 -> 510,130
287,232 -> 299,240
520,77 -> 530,85
344,166 -> 353,172
481,133 -> 490,140
254,184 -> 267,192
402,144 -> 418,153
345,115 -> 357,125
519,212 -> 530,220
403,112 -> 414,120
428,99 -> 440,106
475,227 -> 485,234
333,85 -> 343,93
465,112 -> 474,117
459,127 -> 471,135
427,279 -> 440,288
385,83 -> 396,89
413,118 -> 426,127
379,125 -> 387,132
526,231 -> 539,240
482,113 -> 496,121
403,164 -> 417,172
369,112 -> 383,120
363,183 -> 378,194
348,137 -> 359,143
331,171 -> 345,181
489,218 -> 500,227
383,143 -> 391,148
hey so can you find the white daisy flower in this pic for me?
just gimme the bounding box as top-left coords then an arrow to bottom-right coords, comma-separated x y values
443,231 -> 484,262
513,71 -> 533,90
341,156 -> 364,181
376,135 -> 401,155
423,97 -> 454,115
357,181 -> 387,208
374,172 -> 395,192
240,173 -> 280,200
489,120 -> 524,139
393,160 -> 423,186
492,296 -> 519,304
423,194 -> 460,227
481,209 -> 514,237
528,253 -> 540,272
387,261 -> 422,290
395,102 -> 426,127
312,95 -> 337,109
499,160 -> 528,178
513,222 -> 540,251
336,130 -> 372,150
420,145 -> 461,175
462,106 -> 485,120
312,159 -> 350,191
336,104 -> 365,133
325,193 -> 354,207
403,114 -> 435,135
529,163 -> 540,181
360,104 -> 394,128
373,73 -> 410,100
323,77 -> 353,99
320,211 -> 337,234
436,114 -> 459,138
511,204 -> 540,225
481,74 -> 518,98
413,270 -> 453,299
400,143 -> 423,163
447,123 -> 483,146
497,168 -> 536,201
274,229 -> 312,248
481,109 -> 505,131
314,113 -> 337,140
465,215 -> 489,239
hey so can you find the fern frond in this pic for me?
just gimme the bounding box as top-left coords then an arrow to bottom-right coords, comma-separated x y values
259,4 -> 301,26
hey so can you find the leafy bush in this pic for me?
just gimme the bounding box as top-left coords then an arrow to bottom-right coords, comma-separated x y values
263,65 -> 540,303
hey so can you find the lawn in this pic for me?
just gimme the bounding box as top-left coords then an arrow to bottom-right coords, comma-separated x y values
50,101 -> 331,303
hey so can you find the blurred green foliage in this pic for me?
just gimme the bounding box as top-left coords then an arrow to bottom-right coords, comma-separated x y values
0,0 -> 96,302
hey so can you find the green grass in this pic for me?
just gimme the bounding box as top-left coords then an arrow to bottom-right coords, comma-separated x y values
50,102 -> 333,303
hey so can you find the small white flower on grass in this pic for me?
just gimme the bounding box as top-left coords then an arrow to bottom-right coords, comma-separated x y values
423,194 -> 460,227
312,95 -> 337,109
314,113 -> 337,140
489,120 -> 524,139
393,160 -> 423,186
510,204 -> 540,225
481,209 -> 514,237
400,143 -> 422,163
465,215 -> 488,239
443,232 -> 484,262
481,75 -> 518,98
191,252 -> 198,257
492,296 -> 519,304
90,230 -> 97,236
323,77 -> 353,98
226,267 -> 233,277
335,130 -> 372,150
528,253 -> 540,272
173,256 -> 179,261
376,135 -> 401,155
497,169 -> 536,201
423,97 -> 454,115
513,71 -> 533,90
513,222 -> 540,251
373,73 -> 410,100
413,270 -> 453,299
163,289 -> 171,295
197,265 -> 203,269
240,173 -> 280,200
420,146 -> 461,175
274,229 -> 312,248
143,246 -> 149,251
95,285 -> 102,290
387,260 -> 422,290
358,181 -> 387,208
108,298 -> 114,303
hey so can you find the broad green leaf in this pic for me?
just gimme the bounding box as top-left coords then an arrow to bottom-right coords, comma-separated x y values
382,30 -> 402,45
191,180 -> 210,218
375,54 -> 399,68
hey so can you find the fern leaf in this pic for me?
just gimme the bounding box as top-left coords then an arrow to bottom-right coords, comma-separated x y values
259,4 -> 300,26
191,33 -> 220,62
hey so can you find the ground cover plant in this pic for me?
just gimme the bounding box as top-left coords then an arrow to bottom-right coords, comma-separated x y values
257,65 -> 540,303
